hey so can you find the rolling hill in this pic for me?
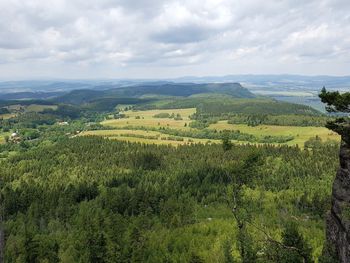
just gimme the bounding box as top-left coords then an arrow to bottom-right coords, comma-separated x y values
53,82 -> 255,105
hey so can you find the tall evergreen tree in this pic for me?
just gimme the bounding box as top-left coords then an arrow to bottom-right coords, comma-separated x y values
279,223 -> 312,263
319,87 -> 350,143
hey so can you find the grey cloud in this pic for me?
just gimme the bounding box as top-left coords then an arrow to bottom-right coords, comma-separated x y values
0,0 -> 349,78
152,25 -> 214,43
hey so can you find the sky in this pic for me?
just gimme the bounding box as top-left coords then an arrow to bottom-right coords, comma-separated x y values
0,0 -> 350,79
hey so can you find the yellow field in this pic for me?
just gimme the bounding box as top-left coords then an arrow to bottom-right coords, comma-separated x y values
6,104 -> 23,111
82,108 -> 341,147
105,136 -> 214,146
0,113 -> 16,119
121,108 -> 195,119
25,104 -> 58,112
80,129 -> 218,146
102,108 -> 196,130
82,129 -> 162,137
0,132 -> 9,144
209,121 -> 340,146
1,104 -> 57,118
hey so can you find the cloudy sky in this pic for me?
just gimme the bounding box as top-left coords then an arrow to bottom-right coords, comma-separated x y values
0,0 -> 349,79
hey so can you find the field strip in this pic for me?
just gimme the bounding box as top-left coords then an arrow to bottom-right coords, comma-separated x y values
209,121 -> 340,146
80,129 -> 221,146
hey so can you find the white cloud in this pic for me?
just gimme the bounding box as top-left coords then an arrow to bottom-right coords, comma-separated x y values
0,0 -> 349,78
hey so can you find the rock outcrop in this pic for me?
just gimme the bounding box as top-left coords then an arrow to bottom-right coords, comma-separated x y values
324,140 -> 350,262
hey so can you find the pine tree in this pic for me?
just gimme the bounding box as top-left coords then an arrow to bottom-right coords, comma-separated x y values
222,132 -> 233,151
319,87 -> 350,143
279,223 -> 312,263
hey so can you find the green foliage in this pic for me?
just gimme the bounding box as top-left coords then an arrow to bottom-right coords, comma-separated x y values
189,252 -> 205,263
319,241 -> 340,263
159,127 -> 294,144
238,227 -> 257,263
228,114 -> 330,127
0,136 -> 338,262
189,119 -> 218,129
132,151 -> 162,170
222,132 -> 233,151
264,223 -> 313,263
222,238 -> 235,263
196,98 -> 319,116
152,112 -> 183,121
0,107 -> 10,114
172,96 -> 325,130
21,129 -> 40,140
319,87 -> 350,113
0,86 -> 343,262
43,104 -> 81,119
319,87 -> 350,142
280,223 -> 313,263
153,112 -> 171,118
304,136 -> 323,149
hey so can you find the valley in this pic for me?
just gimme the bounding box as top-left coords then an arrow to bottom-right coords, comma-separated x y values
0,0 -> 348,260
0,81 -> 345,262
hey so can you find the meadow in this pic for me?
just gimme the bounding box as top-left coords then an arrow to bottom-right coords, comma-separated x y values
0,113 -> 16,120
3,104 -> 57,113
83,108 -> 340,147
81,129 -> 218,146
103,108 -> 196,130
210,121 -> 340,146
24,104 -> 58,112
0,132 -> 9,144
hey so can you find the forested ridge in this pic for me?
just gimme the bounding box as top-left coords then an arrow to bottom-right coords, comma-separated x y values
0,136 -> 338,262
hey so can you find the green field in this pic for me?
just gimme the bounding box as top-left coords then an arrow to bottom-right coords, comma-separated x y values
209,121 -> 340,146
0,132 -> 10,144
0,113 -> 16,119
81,129 -> 218,146
1,104 -> 57,118
103,108 -> 196,130
25,104 -> 58,112
85,108 -> 341,147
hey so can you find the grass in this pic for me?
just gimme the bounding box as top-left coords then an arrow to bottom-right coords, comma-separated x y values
0,132 -> 10,144
6,104 -> 23,111
102,108 -> 196,130
82,129 -> 163,137
1,104 -> 57,117
86,108 -> 340,147
115,104 -> 134,111
25,104 -> 58,112
209,121 -> 340,146
0,113 -> 16,119
80,129 -> 218,146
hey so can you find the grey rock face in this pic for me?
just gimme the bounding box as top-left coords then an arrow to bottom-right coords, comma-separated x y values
325,140 -> 350,263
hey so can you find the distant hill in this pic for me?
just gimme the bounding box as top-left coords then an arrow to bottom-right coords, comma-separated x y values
53,82 -> 255,105
0,82 -> 323,116
196,98 -> 320,116
136,95 -> 321,116
0,80 -> 97,94
53,89 -> 104,105
0,91 -> 65,100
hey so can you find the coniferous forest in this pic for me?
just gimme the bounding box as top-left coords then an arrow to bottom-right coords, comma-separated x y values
0,135 -> 338,262
0,83 -> 346,262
